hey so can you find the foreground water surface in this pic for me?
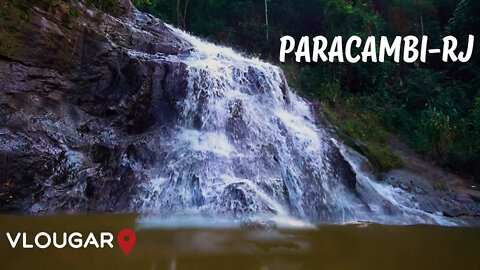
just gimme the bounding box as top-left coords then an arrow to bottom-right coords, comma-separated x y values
0,214 -> 479,269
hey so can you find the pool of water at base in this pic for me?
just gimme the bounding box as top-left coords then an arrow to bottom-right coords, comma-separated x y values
0,214 -> 479,270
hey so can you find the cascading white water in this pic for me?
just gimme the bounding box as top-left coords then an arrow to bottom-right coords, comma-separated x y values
138,24 -> 454,227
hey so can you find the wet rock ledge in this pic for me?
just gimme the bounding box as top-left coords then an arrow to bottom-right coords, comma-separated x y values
0,0 -> 190,213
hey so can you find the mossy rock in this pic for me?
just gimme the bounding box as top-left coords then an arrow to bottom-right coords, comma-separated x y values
81,0 -> 120,15
321,102 -> 403,174
0,0 -> 35,58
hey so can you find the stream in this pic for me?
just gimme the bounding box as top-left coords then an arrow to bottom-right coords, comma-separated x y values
0,214 -> 479,270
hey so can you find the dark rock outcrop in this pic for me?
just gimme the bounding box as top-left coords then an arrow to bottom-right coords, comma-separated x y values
0,0 -> 190,213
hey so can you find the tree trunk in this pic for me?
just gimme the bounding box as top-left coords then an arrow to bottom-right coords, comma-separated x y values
183,0 -> 189,29
265,0 -> 269,40
176,0 -> 180,26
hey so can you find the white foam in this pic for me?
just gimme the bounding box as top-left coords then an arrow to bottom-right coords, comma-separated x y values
176,129 -> 234,157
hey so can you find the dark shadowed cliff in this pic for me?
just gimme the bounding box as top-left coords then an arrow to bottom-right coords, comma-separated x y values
0,0 -> 193,212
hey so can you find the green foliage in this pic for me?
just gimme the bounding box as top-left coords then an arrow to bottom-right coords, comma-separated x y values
0,0 -> 35,57
62,5 -> 80,26
135,0 -> 480,180
415,107 -> 453,158
280,63 -> 301,91
68,6 -> 79,17
433,183 -> 448,192
323,101 -> 403,173
81,0 -> 118,14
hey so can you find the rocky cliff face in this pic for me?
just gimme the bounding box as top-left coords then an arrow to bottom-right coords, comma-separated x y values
0,0 -> 192,213
0,0 -> 361,219
1,0 -> 478,226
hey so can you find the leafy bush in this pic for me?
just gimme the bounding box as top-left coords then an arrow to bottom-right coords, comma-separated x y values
81,0 -> 118,14
415,107 -> 453,159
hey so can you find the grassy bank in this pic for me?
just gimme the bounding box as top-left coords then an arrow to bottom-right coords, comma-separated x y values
320,101 -> 403,173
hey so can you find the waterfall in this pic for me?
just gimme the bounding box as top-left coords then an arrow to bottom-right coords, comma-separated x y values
137,24 -> 454,227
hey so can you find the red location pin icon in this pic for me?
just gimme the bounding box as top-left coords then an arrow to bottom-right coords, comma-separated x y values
117,229 -> 136,255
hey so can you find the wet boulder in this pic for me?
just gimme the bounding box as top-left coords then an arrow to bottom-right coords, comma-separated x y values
0,0 -> 190,213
